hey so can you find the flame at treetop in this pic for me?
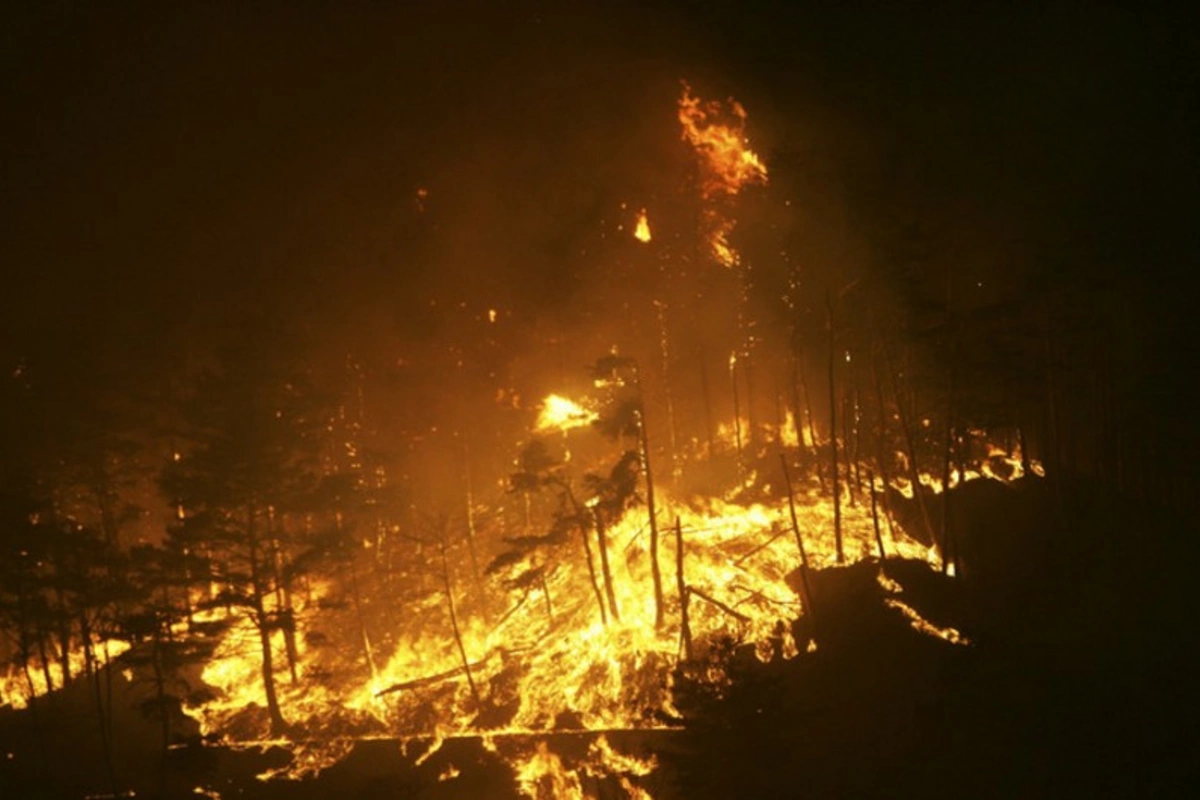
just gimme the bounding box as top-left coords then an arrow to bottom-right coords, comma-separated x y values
678,82 -> 767,268
678,82 -> 767,200
535,394 -> 600,433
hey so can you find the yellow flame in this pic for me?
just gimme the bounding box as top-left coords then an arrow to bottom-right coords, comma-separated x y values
634,208 -> 652,243
1,638 -> 130,710
535,394 -> 599,433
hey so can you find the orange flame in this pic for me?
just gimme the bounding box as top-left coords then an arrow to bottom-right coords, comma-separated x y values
678,82 -> 767,200
678,82 -> 767,268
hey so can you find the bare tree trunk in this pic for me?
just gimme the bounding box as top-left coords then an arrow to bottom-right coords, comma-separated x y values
797,352 -> 823,486
81,614 -> 118,795
870,344 -> 898,543
579,519 -> 607,626
699,352 -> 716,457
851,385 -> 865,499
247,507 -> 288,736
150,628 -> 171,765
941,337 -> 958,575
869,467 -> 886,561
654,300 -> 682,483
593,511 -> 620,622
826,290 -> 844,563
439,535 -> 481,708
463,442 -> 481,580
780,454 -> 815,616
730,353 -> 745,467
842,388 -> 859,507
559,483 -> 608,626
266,511 -> 300,684
674,517 -> 692,661
348,560 -> 378,682
883,340 -> 936,544
632,365 -> 666,631
36,629 -> 54,693
743,347 -> 758,451
538,568 -> 554,621
53,585 -> 72,685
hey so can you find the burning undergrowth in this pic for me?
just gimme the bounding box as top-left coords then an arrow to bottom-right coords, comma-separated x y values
175,397 -> 1011,794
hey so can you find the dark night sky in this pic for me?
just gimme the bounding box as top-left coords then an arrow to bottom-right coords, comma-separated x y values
3,3 -> 1196,403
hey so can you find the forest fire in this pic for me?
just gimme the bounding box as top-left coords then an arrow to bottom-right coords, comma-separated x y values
5,6 -> 1191,798
0,76 -> 1026,798
161,387 -> 999,791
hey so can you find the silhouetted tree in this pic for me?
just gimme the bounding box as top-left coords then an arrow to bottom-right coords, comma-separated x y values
160,341 -> 333,736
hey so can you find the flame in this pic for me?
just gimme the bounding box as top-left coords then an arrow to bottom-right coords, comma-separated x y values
514,741 -> 584,799
1,638 -> 130,710
710,214 -> 741,268
535,394 -> 599,433
634,208 -> 652,243
678,83 -> 767,200
510,735 -> 656,799
678,83 -> 767,269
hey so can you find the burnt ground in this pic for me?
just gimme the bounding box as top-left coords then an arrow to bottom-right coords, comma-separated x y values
2,475 -> 1196,799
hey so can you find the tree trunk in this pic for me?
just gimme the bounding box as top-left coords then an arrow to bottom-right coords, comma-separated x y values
826,290 -> 844,563
869,468 -> 886,561
729,353 -> 745,467
348,560 -> 379,682
561,483 -> 608,626
699,352 -> 716,456
593,510 -> 621,622
883,340 -> 937,544
463,443 -> 481,580
797,352 -> 824,488
53,585 -> 72,685
579,520 -> 607,626
780,454 -> 815,616
637,400 -> 666,631
247,507 -> 288,736
674,517 -> 692,661
81,614 -> 118,795
871,344 -> 899,544
941,336 -> 958,575
267,513 -> 300,684
439,535 -> 481,708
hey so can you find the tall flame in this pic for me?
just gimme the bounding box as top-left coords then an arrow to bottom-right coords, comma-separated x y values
677,82 -> 767,267
678,82 -> 767,200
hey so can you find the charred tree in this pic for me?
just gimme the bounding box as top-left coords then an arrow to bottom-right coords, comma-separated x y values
674,516 -> 692,661
826,289 -> 844,563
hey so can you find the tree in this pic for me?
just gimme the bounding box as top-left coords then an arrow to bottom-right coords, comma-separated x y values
591,354 -> 666,630
160,341 -> 333,736
488,440 -> 606,625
